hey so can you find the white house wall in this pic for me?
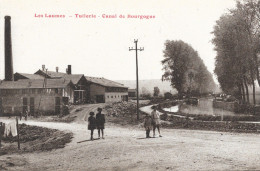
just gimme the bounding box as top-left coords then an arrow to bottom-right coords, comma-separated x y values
105,92 -> 128,103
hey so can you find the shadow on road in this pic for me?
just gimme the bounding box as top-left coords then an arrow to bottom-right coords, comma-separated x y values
136,137 -> 161,139
77,138 -> 101,143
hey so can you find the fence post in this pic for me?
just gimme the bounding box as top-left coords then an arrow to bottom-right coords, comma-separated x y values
221,109 -> 224,121
16,117 -> 20,150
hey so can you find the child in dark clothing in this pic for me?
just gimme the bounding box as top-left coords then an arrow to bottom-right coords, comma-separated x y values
144,113 -> 152,138
96,108 -> 105,139
88,112 -> 96,140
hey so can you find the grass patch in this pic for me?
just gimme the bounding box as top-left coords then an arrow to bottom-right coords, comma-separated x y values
161,115 -> 260,133
161,111 -> 260,122
0,124 -> 73,156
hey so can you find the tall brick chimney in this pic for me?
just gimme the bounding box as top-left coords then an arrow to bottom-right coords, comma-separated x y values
67,65 -> 71,75
4,16 -> 14,81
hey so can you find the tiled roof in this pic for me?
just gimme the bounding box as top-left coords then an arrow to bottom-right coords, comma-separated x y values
0,79 -> 73,89
45,71 -> 68,78
15,73 -> 44,79
35,70 -> 84,84
35,70 -> 67,78
63,74 -> 84,85
85,76 -> 127,88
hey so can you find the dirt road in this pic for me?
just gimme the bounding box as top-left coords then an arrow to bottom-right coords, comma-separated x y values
1,104 -> 260,171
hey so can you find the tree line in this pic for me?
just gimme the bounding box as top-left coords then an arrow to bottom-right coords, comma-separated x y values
161,40 -> 216,98
212,0 -> 260,105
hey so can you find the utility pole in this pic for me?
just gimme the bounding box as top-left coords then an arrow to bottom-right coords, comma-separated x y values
129,39 -> 144,120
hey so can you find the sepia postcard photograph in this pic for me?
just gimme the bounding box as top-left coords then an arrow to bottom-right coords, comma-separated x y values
0,0 -> 260,170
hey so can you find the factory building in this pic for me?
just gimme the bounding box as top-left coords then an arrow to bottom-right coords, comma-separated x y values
34,67 -> 90,103
0,79 -> 74,115
85,76 -> 128,103
34,67 -> 129,103
14,68 -> 129,104
0,15 -> 128,117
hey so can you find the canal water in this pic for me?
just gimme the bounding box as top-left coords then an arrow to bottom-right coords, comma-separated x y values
163,98 -> 246,116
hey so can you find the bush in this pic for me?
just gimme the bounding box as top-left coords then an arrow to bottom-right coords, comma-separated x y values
160,112 -> 168,121
164,92 -> 173,99
140,93 -> 152,99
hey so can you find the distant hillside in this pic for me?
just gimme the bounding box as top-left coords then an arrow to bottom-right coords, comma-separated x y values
116,79 -> 177,95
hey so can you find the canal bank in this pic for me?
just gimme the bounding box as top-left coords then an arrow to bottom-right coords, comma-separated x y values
139,98 -> 260,133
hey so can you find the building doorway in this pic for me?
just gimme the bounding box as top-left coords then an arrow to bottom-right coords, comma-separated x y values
122,95 -> 128,102
96,95 -> 105,103
55,97 -> 60,114
62,97 -> 69,105
23,98 -> 28,114
74,90 -> 86,104
30,97 -> 34,116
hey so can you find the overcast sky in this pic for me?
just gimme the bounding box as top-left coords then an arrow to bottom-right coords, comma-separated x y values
0,0 -> 236,82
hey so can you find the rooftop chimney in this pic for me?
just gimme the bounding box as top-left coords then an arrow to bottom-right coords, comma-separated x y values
67,65 -> 71,75
42,65 -> 45,71
4,16 -> 14,81
56,67 -> 59,73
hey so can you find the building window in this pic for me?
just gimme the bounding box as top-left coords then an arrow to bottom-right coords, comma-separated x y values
22,89 -> 29,94
1,90 -> 6,95
38,89 -> 43,94
111,96 -> 113,98
58,89 -> 62,95
107,96 -> 109,98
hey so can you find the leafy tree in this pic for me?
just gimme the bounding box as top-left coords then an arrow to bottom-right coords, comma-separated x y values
141,87 -> 149,95
162,40 -> 216,98
212,0 -> 260,104
141,87 -> 151,99
164,92 -> 172,99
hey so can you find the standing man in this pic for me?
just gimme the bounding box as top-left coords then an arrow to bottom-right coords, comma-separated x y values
96,107 -> 105,139
151,105 -> 162,137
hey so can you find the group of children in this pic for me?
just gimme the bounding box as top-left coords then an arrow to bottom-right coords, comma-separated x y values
144,105 -> 162,138
88,106 -> 162,140
88,107 -> 106,140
